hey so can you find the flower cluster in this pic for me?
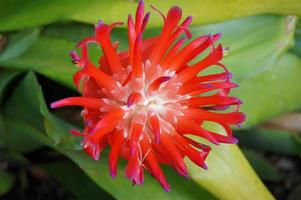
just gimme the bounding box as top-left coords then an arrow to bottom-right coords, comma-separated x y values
51,1 -> 245,191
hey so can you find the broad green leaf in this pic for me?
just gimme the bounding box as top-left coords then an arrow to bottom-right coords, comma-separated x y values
0,36 -> 77,89
242,149 -> 282,181
0,170 -> 14,196
0,15 -> 295,89
40,160 -> 114,200
3,72 -> 217,200
187,123 -> 274,200
194,15 -> 296,82
234,53 -> 301,127
0,0 -> 301,31
0,28 -> 40,61
235,128 -> 301,156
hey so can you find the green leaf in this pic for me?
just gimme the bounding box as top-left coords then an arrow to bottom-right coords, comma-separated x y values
242,149 -> 282,181
0,170 -> 14,196
234,53 -> 301,127
3,72 -> 217,200
40,160 -> 114,200
187,123 -> 274,200
0,36 -> 77,88
1,0 -> 301,31
194,15 -> 296,82
0,28 -> 40,61
235,128 -> 301,156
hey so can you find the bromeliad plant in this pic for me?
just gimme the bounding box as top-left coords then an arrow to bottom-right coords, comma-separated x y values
51,1 -> 245,191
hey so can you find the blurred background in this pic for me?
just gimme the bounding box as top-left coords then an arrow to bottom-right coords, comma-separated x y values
0,0 -> 300,200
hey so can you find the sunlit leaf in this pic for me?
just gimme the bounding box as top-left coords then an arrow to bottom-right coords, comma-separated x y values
187,123 -> 274,200
235,53 -> 301,127
0,0 -> 301,31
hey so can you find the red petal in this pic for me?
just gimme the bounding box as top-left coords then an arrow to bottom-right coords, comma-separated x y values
125,151 -> 144,185
185,108 -> 246,125
109,129 -> 124,178
140,139 -> 171,191
51,97 -> 104,109
183,95 -> 240,107
129,113 -> 146,155
95,22 -> 123,75
177,44 -> 224,83
149,6 -> 182,64
160,133 -> 188,178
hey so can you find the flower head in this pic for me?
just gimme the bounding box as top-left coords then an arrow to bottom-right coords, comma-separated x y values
51,1 -> 245,191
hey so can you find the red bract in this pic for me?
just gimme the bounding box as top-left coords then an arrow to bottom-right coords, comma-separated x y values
51,1 -> 245,191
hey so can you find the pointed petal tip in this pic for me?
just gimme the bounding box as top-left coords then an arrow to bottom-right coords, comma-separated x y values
202,163 -> 208,170
138,0 -> 144,6
110,171 -> 117,179
95,20 -> 103,28
69,129 -> 84,137
164,186 -> 171,192
50,101 -> 59,108
214,32 -> 222,39
237,112 -> 247,124
187,16 -> 193,21
69,50 -> 79,59
170,5 -> 182,13
230,137 -> 239,144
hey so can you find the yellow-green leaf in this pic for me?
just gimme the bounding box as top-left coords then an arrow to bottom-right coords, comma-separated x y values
0,0 -> 301,31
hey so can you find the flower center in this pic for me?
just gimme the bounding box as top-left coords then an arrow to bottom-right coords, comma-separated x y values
114,61 -> 191,135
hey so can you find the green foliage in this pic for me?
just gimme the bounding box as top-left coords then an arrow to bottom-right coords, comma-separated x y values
1,0 -> 301,31
187,125 -> 274,200
235,53 -> 301,127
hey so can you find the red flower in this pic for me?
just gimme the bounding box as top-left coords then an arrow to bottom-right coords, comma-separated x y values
51,1 -> 245,191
